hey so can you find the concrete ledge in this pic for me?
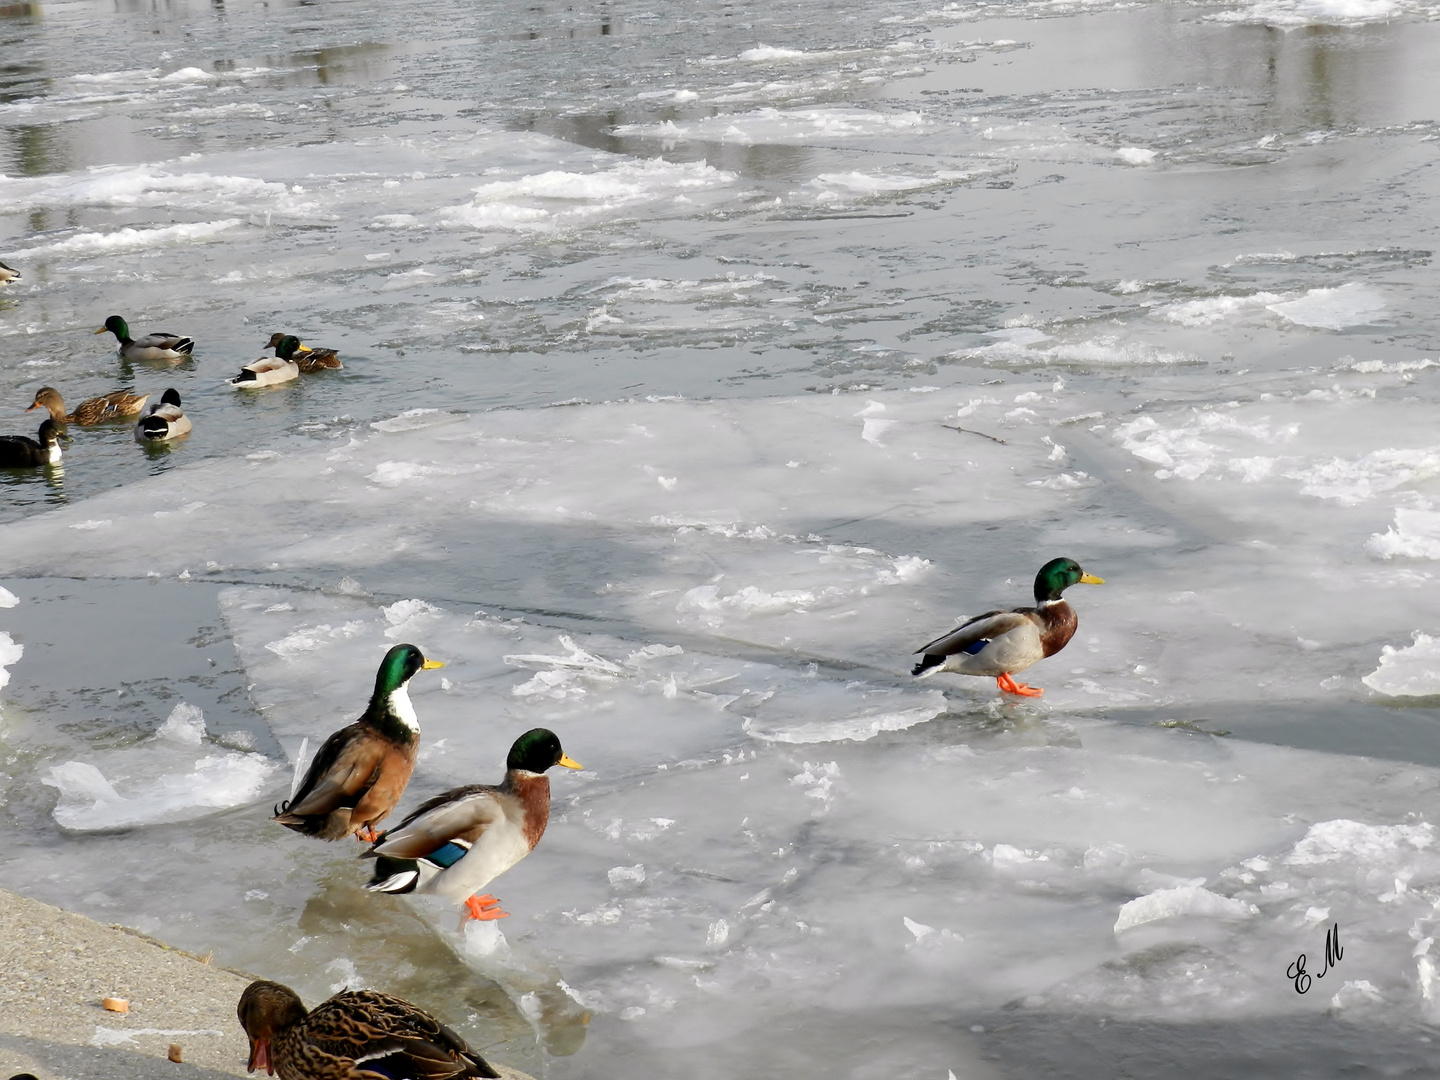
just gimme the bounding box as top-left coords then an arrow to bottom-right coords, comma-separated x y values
0,889 -> 533,1080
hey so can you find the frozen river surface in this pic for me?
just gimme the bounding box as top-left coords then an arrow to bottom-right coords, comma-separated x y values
4,0 -> 1440,1076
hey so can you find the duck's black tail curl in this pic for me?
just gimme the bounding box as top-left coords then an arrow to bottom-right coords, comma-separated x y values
912,654 -> 942,677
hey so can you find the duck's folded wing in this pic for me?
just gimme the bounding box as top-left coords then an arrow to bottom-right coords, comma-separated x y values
282,1037 -> 461,1080
279,727 -> 385,818
333,993 -> 501,1079
915,609 -> 1034,656
366,787 -> 503,860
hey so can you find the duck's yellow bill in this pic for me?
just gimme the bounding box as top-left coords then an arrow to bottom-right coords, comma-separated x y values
558,754 -> 583,770
93,327 -> 108,334
422,659 -> 446,669
1079,573 -> 1105,584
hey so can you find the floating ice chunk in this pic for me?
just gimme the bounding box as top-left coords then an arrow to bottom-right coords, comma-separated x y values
738,45 -> 809,61
1330,980 -> 1384,1011
160,66 -> 215,82
367,461 -> 439,487
1366,509 -> 1440,560
1159,292 -> 1283,327
1212,0 -> 1403,27
1285,819 -> 1434,864
608,864 -> 647,886
154,701 -> 206,745
1290,446 -> 1440,504
43,753 -> 273,831
1349,357 -> 1440,374
382,598 -> 441,639
264,621 -> 366,660
0,585 -> 17,607
1267,283 -> 1386,330
326,958 -> 363,993
861,418 -> 896,445
1115,147 -> 1156,165
746,696 -> 946,744
505,635 -> 626,676
369,408 -> 469,433
0,630 -> 21,696
1113,885 -> 1258,932
21,220 -> 242,256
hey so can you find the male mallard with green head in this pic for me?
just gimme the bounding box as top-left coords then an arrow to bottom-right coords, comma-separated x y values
230,340 -> 300,388
364,728 -> 581,922
274,643 -> 444,842
237,979 -> 499,1079
266,332 -> 342,372
28,386 -> 149,426
95,315 -> 194,362
912,557 -> 1103,696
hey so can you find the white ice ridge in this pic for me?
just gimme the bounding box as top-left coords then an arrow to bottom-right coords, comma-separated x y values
43,754 -> 274,831
1114,884 -> 1259,932
1363,633 -> 1440,697
0,631 -> 21,695
1210,0 -> 1410,27
1366,508 -> 1440,560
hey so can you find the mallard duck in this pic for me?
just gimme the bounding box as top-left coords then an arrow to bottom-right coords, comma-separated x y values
274,643 -> 445,843
364,728 -> 581,922
911,557 -> 1103,696
237,980 -> 499,1079
133,388 -> 191,443
0,417 -> 65,467
27,386 -> 149,426
95,315 -> 194,362
230,347 -> 300,388
267,332 -> 343,372
0,260 -> 19,286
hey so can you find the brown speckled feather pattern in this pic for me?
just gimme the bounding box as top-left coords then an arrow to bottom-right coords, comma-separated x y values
274,990 -> 498,1080
241,981 -> 499,1080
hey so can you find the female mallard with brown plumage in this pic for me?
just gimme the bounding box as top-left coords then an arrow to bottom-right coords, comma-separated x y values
266,332 -> 343,372
237,979 -> 499,1079
274,643 -> 444,843
364,728 -> 581,922
911,557 -> 1103,697
28,386 -> 149,426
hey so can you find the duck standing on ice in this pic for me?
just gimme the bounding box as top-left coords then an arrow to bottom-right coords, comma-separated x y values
364,727 -> 581,922
274,643 -> 445,842
912,557 -> 1103,697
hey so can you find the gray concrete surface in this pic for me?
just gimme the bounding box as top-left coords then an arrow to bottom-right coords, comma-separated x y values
0,889 -> 534,1080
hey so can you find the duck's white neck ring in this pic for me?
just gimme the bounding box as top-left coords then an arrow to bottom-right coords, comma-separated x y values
387,684 -> 419,734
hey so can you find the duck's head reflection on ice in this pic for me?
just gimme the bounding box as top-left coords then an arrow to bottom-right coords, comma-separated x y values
364,727 -> 582,924
912,557 -> 1104,697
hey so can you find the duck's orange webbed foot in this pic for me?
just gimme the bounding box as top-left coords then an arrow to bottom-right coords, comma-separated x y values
355,824 -> 380,843
464,894 -> 509,921
996,673 -> 1044,698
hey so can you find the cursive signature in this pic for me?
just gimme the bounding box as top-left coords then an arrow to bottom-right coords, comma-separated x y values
1287,922 -> 1342,994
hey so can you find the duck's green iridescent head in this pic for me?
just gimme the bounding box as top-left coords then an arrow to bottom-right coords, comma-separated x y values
373,642 -> 444,698
95,314 -> 129,341
1033,557 -> 1103,603
507,727 -> 583,774
275,335 -> 303,360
